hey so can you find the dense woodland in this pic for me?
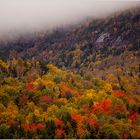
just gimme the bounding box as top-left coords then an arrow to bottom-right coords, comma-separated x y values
0,7 -> 140,139
0,58 -> 140,139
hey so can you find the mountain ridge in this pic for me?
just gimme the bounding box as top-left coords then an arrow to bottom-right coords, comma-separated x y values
0,7 -> 140,94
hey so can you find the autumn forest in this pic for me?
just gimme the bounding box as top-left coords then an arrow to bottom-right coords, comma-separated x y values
0,4 -> 140,139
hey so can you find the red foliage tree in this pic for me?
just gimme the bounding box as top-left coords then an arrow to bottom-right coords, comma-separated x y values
37,123 -> 45,130
93,100 -> 112,115
24,84 -> 34,92
71,114 -> 82,122
129,112 -> 140,120
23,123 -> 45,133
40,95 -> 52,103
113,90 -> 134,101
85,117 -> 95,127
55,118 -> 64,128
23,124 -> 30,133
30,123 -> 37,133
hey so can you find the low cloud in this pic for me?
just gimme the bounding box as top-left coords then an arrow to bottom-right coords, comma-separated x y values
0,0 -> 139,38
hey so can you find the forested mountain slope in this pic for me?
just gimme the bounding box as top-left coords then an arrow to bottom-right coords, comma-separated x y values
0,59 -> 140,138
0,8 -> 139,94
0,7 -> 140,139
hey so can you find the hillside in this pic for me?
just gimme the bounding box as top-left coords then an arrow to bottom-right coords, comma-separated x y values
0,59 -> 140,138
0,7 -> 140,139
0,8 -> 140,94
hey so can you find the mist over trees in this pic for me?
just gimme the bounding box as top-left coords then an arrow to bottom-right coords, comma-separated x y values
0,1 -> 140,139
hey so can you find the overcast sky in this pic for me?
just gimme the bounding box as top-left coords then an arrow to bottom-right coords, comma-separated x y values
0,0 -> 139,38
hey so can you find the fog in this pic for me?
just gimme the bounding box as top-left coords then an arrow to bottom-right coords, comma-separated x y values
0,0 -> 140,38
